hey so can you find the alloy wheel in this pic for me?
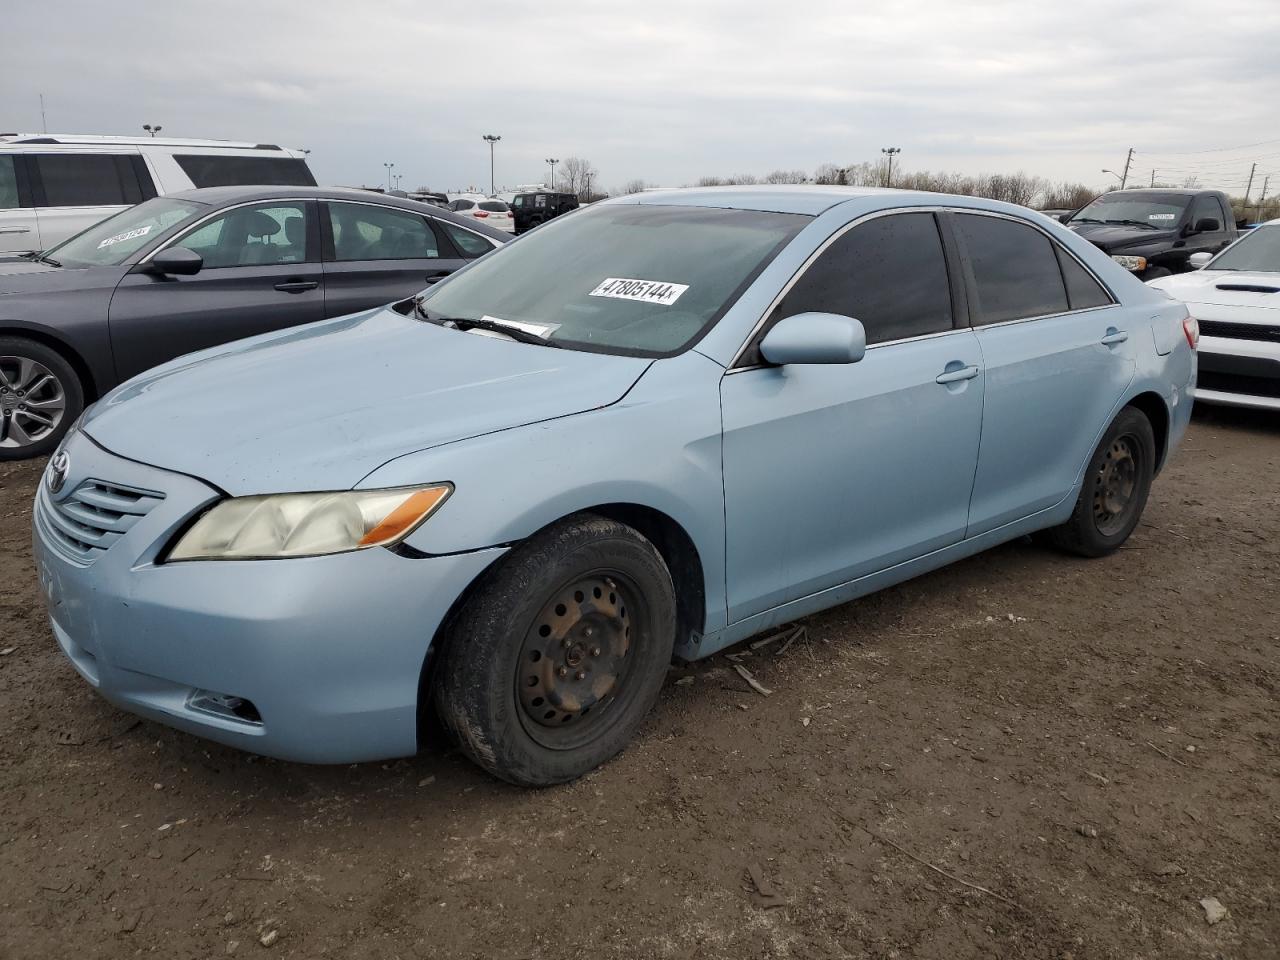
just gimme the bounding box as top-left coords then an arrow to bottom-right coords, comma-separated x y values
0,356 -> 67,450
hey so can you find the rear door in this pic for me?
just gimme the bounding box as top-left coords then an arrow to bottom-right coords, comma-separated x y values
107,199 -> 324,380
320,200 -> 468,317
29,152 -> 151,249
0,154 -> 40,253
950,211 -> 1135,535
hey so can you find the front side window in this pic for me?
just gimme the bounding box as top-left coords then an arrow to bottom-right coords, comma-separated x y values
34,153 -> 133,207
173,155 -> 315,188
1208,226 -> 1280,272
955,214 -> 1069,324
769,212 -> 954,345
512,195 -> 525,208
43,197 -> 206,267
1189,196 -> 1223,231
0,156 -> 18,209
421,204 -> 807,356
328,203 -> 438,261
172,202 -> 309,269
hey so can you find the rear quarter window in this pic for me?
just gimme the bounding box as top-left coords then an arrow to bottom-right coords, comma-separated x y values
173,155 -> 316,188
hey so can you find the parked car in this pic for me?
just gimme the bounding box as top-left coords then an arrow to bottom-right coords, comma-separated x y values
448,196 -> 515,233
1064,188 -> 1237,281
0,134 -> 315,256
408,191 -> 449,209
1149,219 -> 1279,410
32,187 -> 1195,786
0,186 -> 506,457
512,191 -> 579,233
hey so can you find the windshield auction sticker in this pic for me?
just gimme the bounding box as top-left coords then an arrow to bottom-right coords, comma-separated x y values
97,225 -> 152,248
1148,214 -> 1177,220
589,277 -> 689,306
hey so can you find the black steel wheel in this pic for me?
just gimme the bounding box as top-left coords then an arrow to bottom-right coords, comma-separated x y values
1046,406 -> 1156,557
432,514 -> 676,786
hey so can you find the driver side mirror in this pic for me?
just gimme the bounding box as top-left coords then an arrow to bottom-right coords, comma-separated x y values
147,247 -> 203,276
759,313 -> 866,365
1193,217 -> 1221,234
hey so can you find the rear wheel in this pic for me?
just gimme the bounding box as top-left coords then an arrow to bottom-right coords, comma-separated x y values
432,514 -> 676,786
1046,407 -> 1155,557
0,337 -> 84,461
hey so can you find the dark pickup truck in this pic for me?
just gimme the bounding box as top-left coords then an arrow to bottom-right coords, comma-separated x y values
1063,189 -> 1238,281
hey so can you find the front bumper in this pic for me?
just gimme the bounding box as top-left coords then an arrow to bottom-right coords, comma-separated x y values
1194,335 -> 1280,411
32,431 -> 506,764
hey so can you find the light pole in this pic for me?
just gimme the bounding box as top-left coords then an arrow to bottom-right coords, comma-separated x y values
1101,168 -> 1123,186
142,124 -> 163,137
545,158 -> 558,190
880,147 -> 901,188
482,134 -> 501,195
383,162 -> 395,192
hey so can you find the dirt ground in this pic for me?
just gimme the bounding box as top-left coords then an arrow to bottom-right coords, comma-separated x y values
0,405 -> 1276,960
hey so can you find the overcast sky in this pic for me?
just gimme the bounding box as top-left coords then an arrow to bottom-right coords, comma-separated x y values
4,0 -> 1279,195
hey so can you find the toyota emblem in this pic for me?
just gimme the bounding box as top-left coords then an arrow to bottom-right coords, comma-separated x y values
47,451 -> 70,495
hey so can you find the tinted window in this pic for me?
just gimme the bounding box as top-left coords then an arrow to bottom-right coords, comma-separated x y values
1056,248 -> 1112,310
449,199 -> 475,211
955,214 -> 1069,324
172,155 -> 315,188
0,156 -> 17,209
439,220 -> 494,257
173,202 -> 309,269
35,154 -> 132,207
771,212 -> 953,345
328,203 -> 438,261
1189,196 -> 1223,230
478,201 -> 508,212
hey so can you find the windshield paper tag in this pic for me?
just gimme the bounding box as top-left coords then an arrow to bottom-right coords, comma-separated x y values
97,225 -> 152,248
479,315 -> 559,338
1148,213 -> 1177,220
589,277 -> 689,306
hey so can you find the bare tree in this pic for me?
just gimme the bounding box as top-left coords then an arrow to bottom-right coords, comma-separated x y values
619,179 -> 651,195
762,169 -> 807,184
812,163 -> 844,185
559,157 -> 600,198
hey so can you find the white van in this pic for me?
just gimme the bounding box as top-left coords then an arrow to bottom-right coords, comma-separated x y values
0,134 -> 315,255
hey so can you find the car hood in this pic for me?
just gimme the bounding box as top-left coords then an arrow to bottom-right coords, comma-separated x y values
1150,270 -> 1280,311
0,260 -> 126,295
84,306 -> 653,494
1067,222 -> 1175,251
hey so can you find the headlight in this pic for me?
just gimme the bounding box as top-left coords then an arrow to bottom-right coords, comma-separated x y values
167,485 -> 451,561
1111,255 -> 1147,272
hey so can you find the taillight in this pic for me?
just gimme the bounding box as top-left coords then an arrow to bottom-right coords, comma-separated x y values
1183,317 -> 1199,350
474,211 -> 489,218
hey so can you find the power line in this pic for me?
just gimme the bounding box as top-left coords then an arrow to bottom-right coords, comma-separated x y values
1139,136 -> 1280,157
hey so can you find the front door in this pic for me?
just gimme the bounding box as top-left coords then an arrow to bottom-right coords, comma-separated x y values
721,211 -> 984,623
320,201 -> 468,317
108,200 -> 324,381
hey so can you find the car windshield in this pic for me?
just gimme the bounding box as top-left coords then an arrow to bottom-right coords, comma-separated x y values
1069,194 -> 1188,228
419,203 -> 808,356
43,197 -> 206,268
1207,226 -> 1280,272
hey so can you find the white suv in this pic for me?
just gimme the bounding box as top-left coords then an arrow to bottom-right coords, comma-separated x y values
0,134 -> 315,255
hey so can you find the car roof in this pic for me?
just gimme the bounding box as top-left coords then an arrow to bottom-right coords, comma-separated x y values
0,133 -> 302,152
163,185 -> 511,239
608,185 -> 908,216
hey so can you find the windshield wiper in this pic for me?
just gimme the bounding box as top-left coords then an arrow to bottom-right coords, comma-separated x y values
1070,217 -> 1105,224
1104,219 -> 1160,230
413,298 -> 559,347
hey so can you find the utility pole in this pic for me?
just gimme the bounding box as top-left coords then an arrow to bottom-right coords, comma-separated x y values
39,93 -> 47,133
482,134 -> 501,195
1255,175 -> 1269,224
1241,162 -> 1257,212
1150,169 -> 1155,187
881,147 -> 901,188
1118,147 -> 1133,189
545,158 -> 558,190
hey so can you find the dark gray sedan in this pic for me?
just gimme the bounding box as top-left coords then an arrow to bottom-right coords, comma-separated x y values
0,186 -> 508,458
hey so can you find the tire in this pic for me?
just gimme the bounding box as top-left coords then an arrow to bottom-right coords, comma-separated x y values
432,513 -> 677,786
0,337 -> 84,461
1046,407 -> 1156,557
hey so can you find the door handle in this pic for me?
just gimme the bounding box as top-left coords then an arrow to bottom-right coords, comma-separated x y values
274,280 -> 319,293
1101,329 -> 1129,346
935,364 -> 980,385
0,227 -> 31,234
423,271 -> 451,284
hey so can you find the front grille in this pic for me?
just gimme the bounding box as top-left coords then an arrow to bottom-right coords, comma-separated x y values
1199,319 -> 1280,343
1198,371 -> 1280,399
40,479 -> 164,565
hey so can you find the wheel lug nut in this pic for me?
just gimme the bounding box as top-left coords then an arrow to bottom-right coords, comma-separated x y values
591,647 -> 601,657
557,666 -> 568,678
583,626 -> 593,637
575,670 -> 586,681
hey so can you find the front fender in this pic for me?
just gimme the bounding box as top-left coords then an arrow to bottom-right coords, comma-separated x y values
359,349 -> 730,635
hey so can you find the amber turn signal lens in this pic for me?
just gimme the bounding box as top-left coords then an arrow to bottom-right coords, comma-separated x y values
358,486 -> 452,547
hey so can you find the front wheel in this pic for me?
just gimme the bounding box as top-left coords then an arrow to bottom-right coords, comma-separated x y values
0,337 -> 84,461
1046,407 -> 1156,557
432,514 -> 677,786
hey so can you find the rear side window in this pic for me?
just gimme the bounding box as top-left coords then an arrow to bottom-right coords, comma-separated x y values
771,212 -> 953,345
954,214 -> 1069,324
0,156 -> 18,209
34,154 -> 141,207
1056,248 -> 1112,310
328,204 -> 438,261
439,220 -> 494,257
173,155 -> 316,188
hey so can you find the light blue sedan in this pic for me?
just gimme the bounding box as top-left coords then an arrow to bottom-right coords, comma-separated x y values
32,187 -> 1197,785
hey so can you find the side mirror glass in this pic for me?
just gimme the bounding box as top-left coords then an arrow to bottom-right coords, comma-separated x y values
759,313 -> 867,365
148,246 -> 203,276
1188,251 -> 1214,270
1193,217 -> 1221,234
